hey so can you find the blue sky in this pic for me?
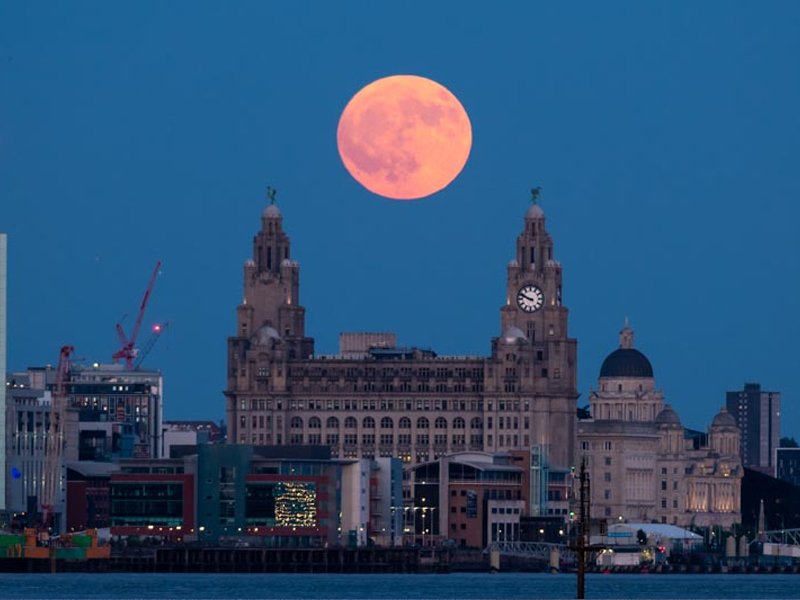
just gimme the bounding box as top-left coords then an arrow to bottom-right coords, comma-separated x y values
1,2 -> 798,435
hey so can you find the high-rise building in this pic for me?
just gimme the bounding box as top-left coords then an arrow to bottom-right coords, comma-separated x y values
726,382 -> 781,471
0,231 -> 6,510
225,200 -> 579,480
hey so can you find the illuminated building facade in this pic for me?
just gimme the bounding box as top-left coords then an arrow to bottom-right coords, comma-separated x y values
578,322 -> 742,529
225,200 -> 579,495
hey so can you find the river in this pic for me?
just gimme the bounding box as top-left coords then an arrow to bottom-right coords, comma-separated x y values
0,572 -> 798,599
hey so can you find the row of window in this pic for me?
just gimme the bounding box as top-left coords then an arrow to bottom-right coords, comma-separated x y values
288,416 -> 485,430
240,398 -> 536,412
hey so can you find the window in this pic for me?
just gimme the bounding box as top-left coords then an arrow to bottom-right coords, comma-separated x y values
399,417 -> 411,429
380,417 -> 393,429
309,417 -> 321,429
363,416 -> 375,429
580,441 -> 589,450
603,442 -> 612,451
290,416 -> 303,429
417,417 -> 429,429
345,417 -> 357,429
326,416 -> 339,429
661,481 -> 667,491
435,417 -> 447,429
604,457 -> 611,466
471,417 -> 482,429
603,472 -> 611,482
453,417 -> 465,429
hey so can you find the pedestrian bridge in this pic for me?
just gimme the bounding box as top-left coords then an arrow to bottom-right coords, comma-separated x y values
764,529 -> 800,545
485,541 -> 574,562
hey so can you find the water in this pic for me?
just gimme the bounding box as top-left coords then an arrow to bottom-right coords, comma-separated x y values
0,573 -> 799,599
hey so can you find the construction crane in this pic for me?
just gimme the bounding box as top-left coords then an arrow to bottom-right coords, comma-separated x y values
112,260 -> 161,370
133,321 -> 170,370
41,344 -> 74,534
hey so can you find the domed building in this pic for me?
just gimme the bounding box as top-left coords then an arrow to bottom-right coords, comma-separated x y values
578,321 -> 742,529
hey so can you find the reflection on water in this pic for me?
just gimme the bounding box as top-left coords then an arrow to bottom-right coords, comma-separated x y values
0,572 -> 798,599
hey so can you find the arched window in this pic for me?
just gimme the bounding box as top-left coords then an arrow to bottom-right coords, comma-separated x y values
290,416 -> 303,429
326,416 -> 339,429
363,416 -> 375,429
309,417 -> 321,429
399,417 -> 411,429
471,417 -> 483,429
435,417 -> 448,430
381,417 -> 394,429
453,417 -> 465,429
417,417 -> 429,429
345,416 -> 357,429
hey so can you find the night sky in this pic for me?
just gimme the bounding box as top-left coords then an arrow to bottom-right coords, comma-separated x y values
1,3 -> 798,436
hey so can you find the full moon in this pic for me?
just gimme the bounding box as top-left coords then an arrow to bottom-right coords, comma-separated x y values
337,75 -> 472,200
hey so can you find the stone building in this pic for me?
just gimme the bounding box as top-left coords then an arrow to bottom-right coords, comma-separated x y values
225,199 -> 579,504
577,321 -> 742,529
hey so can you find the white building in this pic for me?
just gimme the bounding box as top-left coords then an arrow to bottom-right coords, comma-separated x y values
578,321 -> 742,529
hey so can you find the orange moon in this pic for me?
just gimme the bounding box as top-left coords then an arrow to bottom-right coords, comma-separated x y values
337,75 -> 472,200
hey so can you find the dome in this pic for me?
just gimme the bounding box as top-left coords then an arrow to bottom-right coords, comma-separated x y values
252,325 -> 281,347
599,348 -> 653,378
502,326 -> 527,343
712,407 -> 737,428
263,204 -> 281,218
526,204 -> 544,219
655,404 -> 682,426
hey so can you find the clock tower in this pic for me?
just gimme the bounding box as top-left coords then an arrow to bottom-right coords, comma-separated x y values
487,198 -> 578,471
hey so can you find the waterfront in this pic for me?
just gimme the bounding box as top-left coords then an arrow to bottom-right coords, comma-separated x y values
0,573 -> 799,599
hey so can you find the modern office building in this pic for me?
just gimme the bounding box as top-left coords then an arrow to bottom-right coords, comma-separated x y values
0,231 -> 6,511
68,363 -> 164,460
726,382 -> 781,471
225,199 -> 579,488
106,444 -> 401,547
5,375 -> 79,520
577,322 -> 743,529
5,362 -> 164,526
409,452 -> 526,548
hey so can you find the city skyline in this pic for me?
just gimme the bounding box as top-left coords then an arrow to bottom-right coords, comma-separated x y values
0,3 -> 798,434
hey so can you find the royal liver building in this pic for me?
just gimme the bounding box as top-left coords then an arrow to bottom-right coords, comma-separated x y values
225,199 -> 578,472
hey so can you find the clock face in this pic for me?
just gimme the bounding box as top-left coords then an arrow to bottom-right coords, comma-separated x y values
516,285 -> 544,313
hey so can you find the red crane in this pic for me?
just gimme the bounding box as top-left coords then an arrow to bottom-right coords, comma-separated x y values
112,260 -> 161,370
41,344 -> 74,533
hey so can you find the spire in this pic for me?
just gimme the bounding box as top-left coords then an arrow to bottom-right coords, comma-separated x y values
619,317 -> 634,349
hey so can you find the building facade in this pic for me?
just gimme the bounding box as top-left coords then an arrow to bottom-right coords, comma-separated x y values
726,382 -> 781,472
577,322 -> 742,529
410,452 -> 526,548
5,362 -> 163,527
225,200 -> 579,486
